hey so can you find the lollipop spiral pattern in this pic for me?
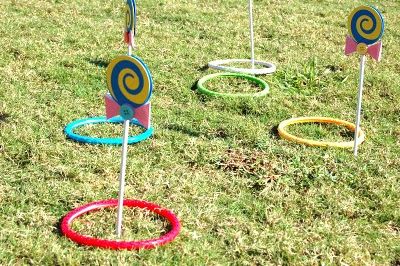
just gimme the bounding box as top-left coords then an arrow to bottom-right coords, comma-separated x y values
348,5 -> 384,46
106,55 -> 153,108
125,0 -> 136,35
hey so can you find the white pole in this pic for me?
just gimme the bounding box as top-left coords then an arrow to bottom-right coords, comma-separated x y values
353,55 -> 366,157
116,119 -> 130,237
128,32 -> 134,56
131,38 -> 135,51
248,0 -> 255,69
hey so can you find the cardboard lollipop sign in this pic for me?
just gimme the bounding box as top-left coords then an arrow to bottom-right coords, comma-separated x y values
345,5 -> 384,156
124,0 -> 137,51
61,1 -> 180,249
105,55 -> 153,237
109,1 -> 151,130
105,55 -> 152,129
345,5 -> 384,60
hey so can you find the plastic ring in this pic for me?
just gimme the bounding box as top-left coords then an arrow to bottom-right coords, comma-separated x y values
61,199 -> 181,250
278,117 -> 366,148
197,72 -> 269,98
64,116 -> 153,145
208,59 -> 276,75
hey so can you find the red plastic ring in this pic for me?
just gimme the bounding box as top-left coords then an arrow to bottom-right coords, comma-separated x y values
61,199 -> 181,250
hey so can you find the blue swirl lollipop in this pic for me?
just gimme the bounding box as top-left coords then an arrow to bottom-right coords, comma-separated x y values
125,0 -> 137,35
106,55 -> 153,108
348,5 -> 384,45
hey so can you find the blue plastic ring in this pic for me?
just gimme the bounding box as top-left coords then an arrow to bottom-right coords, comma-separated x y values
64,116 -> 153,145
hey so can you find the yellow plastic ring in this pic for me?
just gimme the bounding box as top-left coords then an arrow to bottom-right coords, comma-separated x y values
278,117 -> 366,148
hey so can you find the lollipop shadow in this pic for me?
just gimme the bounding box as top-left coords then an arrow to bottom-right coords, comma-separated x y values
0,112 -> 10,123
166,123 -> 201,138
88,58 -> 109,68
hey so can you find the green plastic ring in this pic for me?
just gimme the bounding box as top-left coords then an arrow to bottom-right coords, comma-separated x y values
196,72 -> 269,97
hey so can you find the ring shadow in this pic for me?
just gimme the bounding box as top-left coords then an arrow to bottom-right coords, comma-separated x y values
53,217 -> 64,237
192,64 -> 210,91
197,64 -> 209,72
190,81 -> 198,91
270,125 -> 280,139
190,80 -> 210,103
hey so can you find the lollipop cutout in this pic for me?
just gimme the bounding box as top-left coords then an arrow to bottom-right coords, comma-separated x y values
124,0 -> 137,52
111,5 -> 156,238
63,0 -> 180,249
107,55 -> 152,109
105,54 -> 154,238
345,5 -> 384,61
348,5 -> 384,46
125,0 -> 136,34
345,5 -> 384,156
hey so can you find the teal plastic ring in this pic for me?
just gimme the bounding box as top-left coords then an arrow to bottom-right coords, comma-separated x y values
196,72 -> 269,97
64,116 -> 153,145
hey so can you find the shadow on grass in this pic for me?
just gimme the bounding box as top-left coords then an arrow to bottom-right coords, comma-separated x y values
192,64 -> 213,102
54,217 -> 64,237
197,64 -> 209,72
190,80 -> 211,103
269,125 -> 280,139
166,123 -> 230,140
88,58 -> 109,68
166,124 -> 201,138
340,128 -> 354,139
190,81 -> 198,91
0,112 -> 10,123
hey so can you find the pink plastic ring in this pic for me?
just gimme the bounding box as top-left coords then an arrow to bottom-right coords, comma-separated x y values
61,199 -> 181,250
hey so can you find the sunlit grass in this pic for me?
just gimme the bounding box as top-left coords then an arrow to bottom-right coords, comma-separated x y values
0,0 -> 399,265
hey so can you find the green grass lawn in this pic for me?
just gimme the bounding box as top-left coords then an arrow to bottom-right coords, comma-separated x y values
0,0 -> 399,264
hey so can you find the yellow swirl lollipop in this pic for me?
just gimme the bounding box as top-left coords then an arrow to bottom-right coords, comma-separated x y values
106,55 -> 152,108
348,5 -> 384,46
125,0 -> 136,35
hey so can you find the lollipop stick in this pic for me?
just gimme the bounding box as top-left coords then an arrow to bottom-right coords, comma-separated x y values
353,55 -> 366,157
116,119 -> 130,237
131,38 -> 135,51
128,32 -> 134,56
128,45 -> 132,57
248,0 -> 255,70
